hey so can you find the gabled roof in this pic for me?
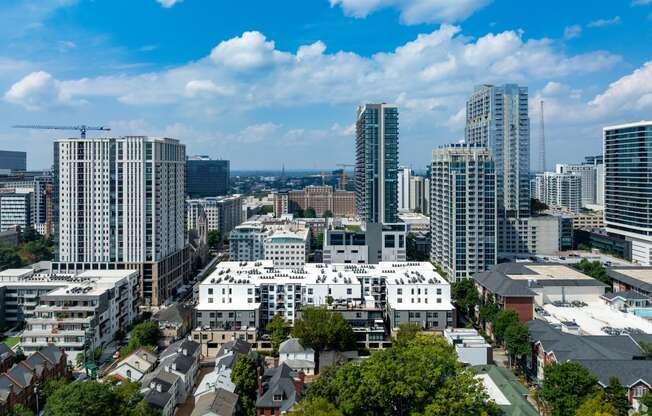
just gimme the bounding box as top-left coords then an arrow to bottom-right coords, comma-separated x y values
217,339 -> 251,357
154,304 -> 192,325
279,338 -> 314,355
602,290 -> 650,302
6,364 -> 34,388
161,338 -> 200,360
256,363 -> 301,412
0,374 -> 21,400
37,345 -> 65,364
0,344 -> 14,361
145,389 -> 173,410
473,270 -> 536,297
527,319 -> 651,386
192,388 -> 238,416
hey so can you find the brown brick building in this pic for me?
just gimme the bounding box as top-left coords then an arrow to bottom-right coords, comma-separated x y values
273,186 -> 356,218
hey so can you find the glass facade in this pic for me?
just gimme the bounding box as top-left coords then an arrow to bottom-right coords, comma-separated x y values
186,157 -> 230,197
355,104 -> 399,224
0,150 -> 26,171
604,123 -> 652,237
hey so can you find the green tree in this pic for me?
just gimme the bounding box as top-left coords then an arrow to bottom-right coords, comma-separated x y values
304,207 -> 317,218
531,198 -> 549,213
575,392 -> 618,416
392,322 -> 421,348
207,230 -> 220,249
290,397 -> 344,416
640,341 -> 652,358
0,245 -> 23,270
43,377 -> 70,400
44,381 -> 120,416
121,321 -> 160,356
479,294 -> 500,325
266,314 -> 288,356
603,377 -> 629,416
492,310 -> 519,345
541,361 -> 598,416
322,210 -> 334,218
231,355 -> 258,416
10,404 -> 34,416
292,306 -> 356,372
503,322 -> 530,366
451,279 -> 480,321
640,392 -> 652,415
574,259 -> 610,285
305,335 -> 499,416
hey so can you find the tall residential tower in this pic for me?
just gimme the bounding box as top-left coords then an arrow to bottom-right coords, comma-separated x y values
430,144 -> 497,280
355,103 -> 399,223
53,136 -> 190,306
466,84 -> 530,219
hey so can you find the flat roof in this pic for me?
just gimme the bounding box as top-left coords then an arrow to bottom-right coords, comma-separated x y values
509,264 -> 594,281
611,268 -> 652,284
603,121 -> 652,130
541,302 -> 652,335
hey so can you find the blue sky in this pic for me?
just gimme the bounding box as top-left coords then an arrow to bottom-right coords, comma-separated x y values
1,0 -> 652,170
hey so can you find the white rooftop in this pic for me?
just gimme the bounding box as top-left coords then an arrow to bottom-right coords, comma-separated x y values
476,374 -> 511,406
541,301 -> 652,335
200,261 -> 448,287
0,269 -> 138,297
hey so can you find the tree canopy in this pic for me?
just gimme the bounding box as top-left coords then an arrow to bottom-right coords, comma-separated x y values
292,307 -> 356,352
305,335 -> 500,416
43,380 -> 158,416
603,377 -> 629,416
574,259 -> 610,286
121,321 -> 160,356
451,279 -> 479,320
503,322 -> 530,364
231,354 -> 258,416
303,207 -> 317,218
541,361 -> 598,416
575,392 -> 618,416
322,210 -> 334,218
491,309 -> 520,345
392,322 -> 421,348
266,314 -> 288,356
289,397 -> 344,416
207,230 -> 220,249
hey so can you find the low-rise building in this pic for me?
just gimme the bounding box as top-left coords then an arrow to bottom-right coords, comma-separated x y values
108,348 -> 158,382
5,269 -> 139,362
0,346 -> 69,415
527,319 -> 652,411
473,365 -> 538,416
278,338 -> 315,376
255,363 -> 304,415
263,229 -> 309,269
608,267 -> 652,298
153,304 -> 193,347
474,263 -> 607,324
444,328 -> 492,366
191,388 -> 238,416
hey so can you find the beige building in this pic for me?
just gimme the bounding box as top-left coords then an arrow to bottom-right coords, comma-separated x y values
273,185 -> 356,217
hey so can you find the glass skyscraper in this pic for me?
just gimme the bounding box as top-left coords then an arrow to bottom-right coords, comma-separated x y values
604,121 -> 652,266
186,156 -> 230,197
466,84 -> 530,219
0,150 -> 26,171
355,103 -> 399,224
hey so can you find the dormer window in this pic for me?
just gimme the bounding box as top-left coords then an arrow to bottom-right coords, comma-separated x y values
273,394 -> 283,401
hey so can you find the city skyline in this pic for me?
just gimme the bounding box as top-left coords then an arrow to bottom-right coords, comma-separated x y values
0,1 -> 651,170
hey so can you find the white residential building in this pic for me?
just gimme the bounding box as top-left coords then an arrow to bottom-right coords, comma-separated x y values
195,261 -> 453,331
556,163 -> 598,208
532,172 -> 582,213
278,338 -> 315,375
108,348 -> 158,382
186,194 -> 243,235
53,136 -> 188,306
323,223 -> 407,264
229,221 -> 270,262
397,167 -> 412,211
17,269 -> 139,362
444,328 -> 492,366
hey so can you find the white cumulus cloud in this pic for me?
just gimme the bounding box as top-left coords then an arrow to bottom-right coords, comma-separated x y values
156,0 -> 183,8
329,0 -> 491,24
3,71 -> 77,110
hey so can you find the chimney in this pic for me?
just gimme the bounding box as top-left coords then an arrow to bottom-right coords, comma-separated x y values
256,366 -> 263,397
156,383 -> 162,393
294,371 -> 305,394
172,362 -> 177,371
183,348 -> 188,356
150,381 -> 156,389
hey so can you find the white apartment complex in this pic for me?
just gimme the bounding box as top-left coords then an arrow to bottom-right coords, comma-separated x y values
53,136 -> 188,306
229,221 -> 269,262
195,261 -> 453,331
0,269 -> 140,362
323,223 -> 407,264
186,195 -> 243,236
263,229 -> 309,269
532,172 -> 582,213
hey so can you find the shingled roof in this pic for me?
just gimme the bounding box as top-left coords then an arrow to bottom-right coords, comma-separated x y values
256,363 -> 302,412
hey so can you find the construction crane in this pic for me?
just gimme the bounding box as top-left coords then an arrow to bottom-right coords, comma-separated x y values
336,163 -> 355,190
12,124 -> 111,139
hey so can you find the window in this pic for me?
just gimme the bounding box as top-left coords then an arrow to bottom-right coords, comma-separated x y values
208,288 -> 213,295
208,298 -> 213,303
347,288 -> 352,295
397,288 -> 402,295
436,288 -> 442,295
397,298 -> 402,303
384,234 -> 395,248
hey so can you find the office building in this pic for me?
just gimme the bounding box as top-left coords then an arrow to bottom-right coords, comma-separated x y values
186,156 -> 230,198
52,136 -> 190,306
409,176 -> 427,213
397,167 -> 411,211
430,144 -> 496,280
0,150 -> 26,172
0,193 -> 31,231
355,103 -> 399,224
466,84 -> 530,219
0,269 -> 140,361
604,122 -> 652,266
323,222 -> 407,264
272,186 -> 356,218
195,261 -> 453,331
532,172 -> 582,213
584,155 -> 605,207
186,195 -> 243,236
498,216 -> 567,256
